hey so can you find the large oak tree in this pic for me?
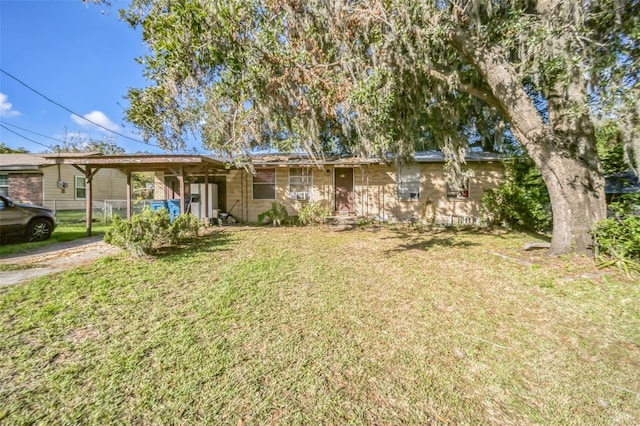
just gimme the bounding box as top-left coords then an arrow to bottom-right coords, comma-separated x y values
121,0 -> 640,255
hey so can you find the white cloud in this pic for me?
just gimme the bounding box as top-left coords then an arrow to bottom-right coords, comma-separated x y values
0,93 -> 20,117
71,110 -> 119,132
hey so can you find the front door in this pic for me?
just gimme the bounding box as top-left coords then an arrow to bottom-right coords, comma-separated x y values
335,168 -> 354,212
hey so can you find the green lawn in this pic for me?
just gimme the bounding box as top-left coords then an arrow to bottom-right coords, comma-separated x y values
1,226 -> 638,424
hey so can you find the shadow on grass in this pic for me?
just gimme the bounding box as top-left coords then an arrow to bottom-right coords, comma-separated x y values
518,229 -> 552,242
382,225 -> 551,254
152,229 -> 236,259
388,227 -> 551,252
384,229 -> 481,253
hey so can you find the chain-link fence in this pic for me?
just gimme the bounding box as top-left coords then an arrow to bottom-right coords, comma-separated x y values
43,199 -> 154,224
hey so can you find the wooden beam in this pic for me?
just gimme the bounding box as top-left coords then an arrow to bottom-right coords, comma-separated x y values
86,167 -> 100,182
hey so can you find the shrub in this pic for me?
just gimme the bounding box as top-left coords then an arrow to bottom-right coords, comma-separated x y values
104,209 -> 202,256
481,156 -> 551,232
104,208 -> 171,256
298,202 -> 331,225
357,216 -> 377,227
592,194 -> 640,275
258,202 -> 289,226
170,213 -> 201,244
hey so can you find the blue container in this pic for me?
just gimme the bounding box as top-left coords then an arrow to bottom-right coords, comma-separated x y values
149,200 -> 168,212
166,199 -> 190,222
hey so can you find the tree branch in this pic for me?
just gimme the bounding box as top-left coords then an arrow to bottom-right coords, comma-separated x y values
448,26 -> 550,151
425,65 -> 504,113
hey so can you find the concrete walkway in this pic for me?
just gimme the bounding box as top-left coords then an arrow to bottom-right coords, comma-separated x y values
0,236 -> 122,287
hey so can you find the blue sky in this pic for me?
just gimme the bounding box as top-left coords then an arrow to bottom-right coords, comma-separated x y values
0,0 -> 172,154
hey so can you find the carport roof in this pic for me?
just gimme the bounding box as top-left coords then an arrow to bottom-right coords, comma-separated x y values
42,153 -> 229,174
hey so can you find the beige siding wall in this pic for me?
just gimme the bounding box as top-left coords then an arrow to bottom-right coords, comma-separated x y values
41,165 -> 127,209
235,166 -> 337,223
418,162 -> 504,223
154,162 -> 505,223
354,162 -> 505,222
226,169 -> 246,222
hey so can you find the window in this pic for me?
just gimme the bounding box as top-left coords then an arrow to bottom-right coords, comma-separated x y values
0,174 -> 8,197
75,176 -> 86,199
289,167 -> 312,200
253,168 -> 275,200
397,165 -> 420,200
446,177 -> 470,199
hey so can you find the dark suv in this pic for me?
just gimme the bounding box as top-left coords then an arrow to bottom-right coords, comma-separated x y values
0,195 -> 57,242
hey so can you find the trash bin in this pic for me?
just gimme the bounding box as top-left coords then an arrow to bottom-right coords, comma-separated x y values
149,200 -> 168,212
167,199 -> 190,222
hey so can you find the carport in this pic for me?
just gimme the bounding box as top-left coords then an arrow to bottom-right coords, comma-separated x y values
44,154 -> 229,236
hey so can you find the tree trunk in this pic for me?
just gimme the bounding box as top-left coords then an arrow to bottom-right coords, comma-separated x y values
450,30 -> 607,255
537,151 -> 606,254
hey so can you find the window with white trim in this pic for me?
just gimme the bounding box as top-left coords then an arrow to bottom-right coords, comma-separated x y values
75,176 -> 86,199
289,167 -> 312,200
397,164 -> 420,200
446,177 -> 470,199
0,174 -> 8,197
253,168 -> 276,200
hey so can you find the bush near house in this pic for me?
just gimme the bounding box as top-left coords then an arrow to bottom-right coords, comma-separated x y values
297,201 -> 331,225
592,194 -> 640,275
481,156 -> 551,232
104,208 -> 200,256
257,202 -> 289,226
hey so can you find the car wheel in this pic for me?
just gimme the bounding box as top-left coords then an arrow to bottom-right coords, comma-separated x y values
27,219 -> 53,242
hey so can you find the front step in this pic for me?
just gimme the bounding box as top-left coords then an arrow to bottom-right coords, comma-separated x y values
327,213 -> 359,230
331,211 -> 357,217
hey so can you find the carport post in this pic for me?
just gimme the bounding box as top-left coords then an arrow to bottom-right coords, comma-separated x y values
178,166 -> 186,214
86,166 -> 92,237
126,171 -> 132,220
204,167 -> 209,225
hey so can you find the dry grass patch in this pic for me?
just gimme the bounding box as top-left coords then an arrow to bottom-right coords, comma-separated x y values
0,226 -> 638,424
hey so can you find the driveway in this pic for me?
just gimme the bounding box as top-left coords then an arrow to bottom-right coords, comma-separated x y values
0,236 -> 122,287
